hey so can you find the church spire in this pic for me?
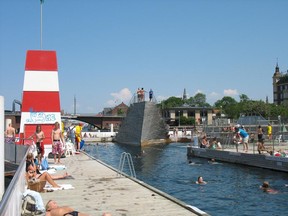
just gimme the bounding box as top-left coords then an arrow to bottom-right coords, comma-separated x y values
275,60 -> 279,73
274,59 -> 280,76
183,88 -> 187,100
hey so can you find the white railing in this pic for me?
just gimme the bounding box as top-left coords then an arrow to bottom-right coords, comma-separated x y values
0,150 -> 28,216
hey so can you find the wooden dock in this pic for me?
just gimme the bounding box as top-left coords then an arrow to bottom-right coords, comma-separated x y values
41,153 -> 207,216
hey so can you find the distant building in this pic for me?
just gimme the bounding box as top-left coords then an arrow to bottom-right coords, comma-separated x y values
273,63 -> 288,105
102,102 -> 128,116
100,102 -> 128,130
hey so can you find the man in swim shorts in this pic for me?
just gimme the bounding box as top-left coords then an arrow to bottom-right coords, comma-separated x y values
51,122 -> 65,164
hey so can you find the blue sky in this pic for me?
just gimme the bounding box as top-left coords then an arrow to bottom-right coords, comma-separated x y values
1,0 -> 288,114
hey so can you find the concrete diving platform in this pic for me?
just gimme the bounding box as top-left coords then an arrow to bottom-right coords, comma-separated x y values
187,145 -> 288,172
41,153 -> 208,216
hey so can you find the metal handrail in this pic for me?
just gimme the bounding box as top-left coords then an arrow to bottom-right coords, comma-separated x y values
117,152 -> 136,178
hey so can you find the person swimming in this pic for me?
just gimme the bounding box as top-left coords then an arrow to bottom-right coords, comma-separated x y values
260,181 -> 278,194
188,160 -> 201,166
208,158 -> 221,165
196,176 -> 207,185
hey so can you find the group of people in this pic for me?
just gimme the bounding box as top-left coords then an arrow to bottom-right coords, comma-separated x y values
136,88 -> 154,102
25,153 -> 112,215
200,135 -> 222,150
25,141 -> 111,215
233,123 -> 273,153
28,122 -> 66,164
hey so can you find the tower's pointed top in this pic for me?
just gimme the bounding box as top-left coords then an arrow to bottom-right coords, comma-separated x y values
183,88 -> 187,100
275,62 -> 280,74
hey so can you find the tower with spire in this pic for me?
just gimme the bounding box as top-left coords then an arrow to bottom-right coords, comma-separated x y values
272,61 -> 288,105
183,88 -> 187,100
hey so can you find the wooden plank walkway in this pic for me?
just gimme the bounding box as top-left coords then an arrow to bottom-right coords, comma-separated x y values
41,153 -> 207,216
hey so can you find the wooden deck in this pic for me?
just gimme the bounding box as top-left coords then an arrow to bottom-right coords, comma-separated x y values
41,152 -> 207,216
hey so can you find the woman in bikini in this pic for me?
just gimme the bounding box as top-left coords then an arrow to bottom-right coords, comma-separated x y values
26,153 -> 69,188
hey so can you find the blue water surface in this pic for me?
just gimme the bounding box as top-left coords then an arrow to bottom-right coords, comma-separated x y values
83,142 -> 288,216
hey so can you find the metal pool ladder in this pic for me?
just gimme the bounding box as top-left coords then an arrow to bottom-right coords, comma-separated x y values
117,152 -> 136,178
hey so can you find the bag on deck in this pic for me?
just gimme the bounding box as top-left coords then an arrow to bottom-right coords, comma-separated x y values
21,194 -> 36,216
41,157 -> 49,170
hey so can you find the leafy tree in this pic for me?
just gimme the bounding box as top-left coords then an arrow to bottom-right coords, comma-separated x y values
194,93 -> 206,106
214,96 -> 237,109
162,96 -> 183,108
179,116 -> 195,125
239,94 -> 249,102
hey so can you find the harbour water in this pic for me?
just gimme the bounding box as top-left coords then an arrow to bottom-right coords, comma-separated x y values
84,142 -> 288,216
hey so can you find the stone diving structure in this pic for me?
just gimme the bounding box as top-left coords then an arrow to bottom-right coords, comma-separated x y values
115,101 -> 170,146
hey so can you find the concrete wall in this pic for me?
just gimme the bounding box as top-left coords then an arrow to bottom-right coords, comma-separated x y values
187,147 -> 288,172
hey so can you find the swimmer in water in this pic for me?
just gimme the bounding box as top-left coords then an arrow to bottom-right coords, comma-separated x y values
188,160 -> 201,166
208,158 -> 221,164
196,176 -> 207,185
260,181 -> 278,194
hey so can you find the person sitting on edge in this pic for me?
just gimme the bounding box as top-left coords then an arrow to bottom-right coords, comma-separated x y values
200,135 -> 208,148
196,176 -> 207,185
45,200 -> 91,216
260,181 -> 278,194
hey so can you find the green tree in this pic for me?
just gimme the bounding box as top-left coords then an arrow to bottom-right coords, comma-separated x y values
239,94 -> 249,102
162,96 -> 183,108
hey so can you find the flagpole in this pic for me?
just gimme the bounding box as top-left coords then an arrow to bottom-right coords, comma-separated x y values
40,0 -> 43,50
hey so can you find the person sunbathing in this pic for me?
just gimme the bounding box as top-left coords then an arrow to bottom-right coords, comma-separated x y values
46,200 -> 104,216
26,153 -> 70,180
26,163 -> 61,188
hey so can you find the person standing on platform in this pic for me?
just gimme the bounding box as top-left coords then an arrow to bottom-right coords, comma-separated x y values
29,125 -> 45,165
267,123 -> 272,141
75,123 -> 83,152
5,123 -> 16,143
137,88 -> 141,102
149,89 -> 153,101
236,124 -> 249,152
51,122 -> 65,164
140,87 -> 145,102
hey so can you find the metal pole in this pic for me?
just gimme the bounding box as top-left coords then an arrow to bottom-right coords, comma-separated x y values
40,0 -> 43,49
0,96 -> 5,198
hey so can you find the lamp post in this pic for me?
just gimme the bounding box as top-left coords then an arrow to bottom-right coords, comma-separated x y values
178,111 -> 180,127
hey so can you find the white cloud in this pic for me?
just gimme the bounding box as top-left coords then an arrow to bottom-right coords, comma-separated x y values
156,95 -> 169,102
194,89 -> 203,94
224,89 -> 238,96
107,88 -> 132,107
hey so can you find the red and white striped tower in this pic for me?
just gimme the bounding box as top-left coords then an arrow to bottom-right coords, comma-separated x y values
19,50 -> 61,145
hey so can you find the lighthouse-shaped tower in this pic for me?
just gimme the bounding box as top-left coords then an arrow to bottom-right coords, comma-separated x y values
19,50 -> 61,147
